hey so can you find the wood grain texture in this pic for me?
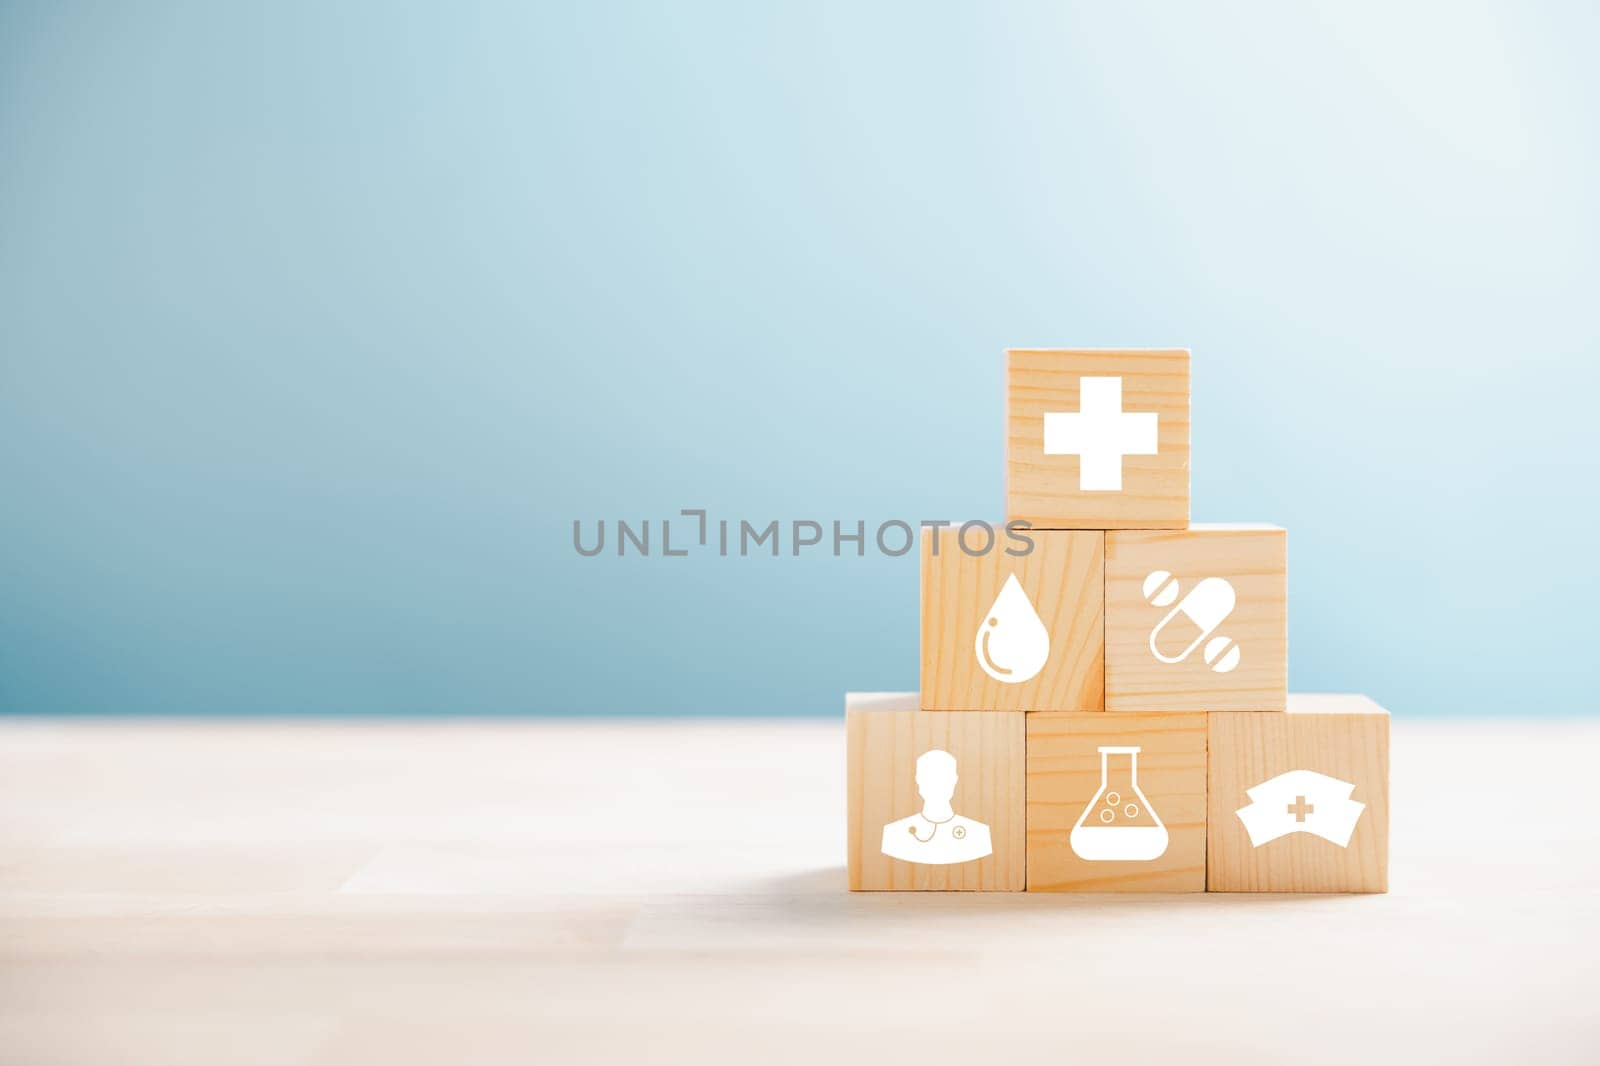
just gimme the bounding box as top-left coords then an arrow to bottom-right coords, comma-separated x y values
847,702 -> 1025,891
920,526 -> 1103,712
1007,348 -> 1190,529
1026,713 -> 1207,892
1106,524 -> 1287,712
1208,694 -> 1390,892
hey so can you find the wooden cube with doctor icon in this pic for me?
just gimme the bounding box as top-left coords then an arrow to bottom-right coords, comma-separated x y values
1104,524 -> 1287,713
919,523 -> 1104,712
846,694 -> 1025,891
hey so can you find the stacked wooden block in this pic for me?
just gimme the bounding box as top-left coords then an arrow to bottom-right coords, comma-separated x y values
847,349 -> 1389,893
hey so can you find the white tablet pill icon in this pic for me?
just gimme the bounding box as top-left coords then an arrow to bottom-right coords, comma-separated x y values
1143,572 -> 1239,672
1142,570 -> 1181,607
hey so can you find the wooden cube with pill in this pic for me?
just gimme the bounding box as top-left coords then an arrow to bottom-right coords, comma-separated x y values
1208,694 -> 1389,892
1025,711 -> 1207,892
920,524 -> 1103,713
1006,348 -> 1190,530
1104,524 -> 1287,713
847,693 -> 1026,891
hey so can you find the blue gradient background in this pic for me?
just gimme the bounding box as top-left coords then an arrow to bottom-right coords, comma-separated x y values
2,3 -> 1596,716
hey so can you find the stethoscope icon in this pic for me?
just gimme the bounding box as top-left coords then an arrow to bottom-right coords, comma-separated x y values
906,816 -> 966,843
1143,570 -> 1242,673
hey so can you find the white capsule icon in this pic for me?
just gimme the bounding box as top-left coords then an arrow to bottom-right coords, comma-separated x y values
1145,573 -> 1238,669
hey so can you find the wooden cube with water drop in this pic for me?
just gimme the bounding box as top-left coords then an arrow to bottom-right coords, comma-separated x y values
920,525 -> 1103,712
1104,524 -> 1287,713
847,693 -> 1026,891
1025,712 -> 1207,892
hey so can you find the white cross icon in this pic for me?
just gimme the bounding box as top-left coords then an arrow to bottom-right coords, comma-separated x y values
1042,377 -> 1158,492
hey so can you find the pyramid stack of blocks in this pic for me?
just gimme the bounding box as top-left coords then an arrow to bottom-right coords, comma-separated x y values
847,349 -> 1389,893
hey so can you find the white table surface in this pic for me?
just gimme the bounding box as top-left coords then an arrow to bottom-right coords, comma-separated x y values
1,717 -> 1596,1064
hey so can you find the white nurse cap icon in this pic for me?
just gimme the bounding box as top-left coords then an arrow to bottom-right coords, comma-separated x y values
1235,770 -> 1366,848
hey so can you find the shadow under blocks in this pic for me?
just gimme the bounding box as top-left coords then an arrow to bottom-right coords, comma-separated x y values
846,349 -> 1388,893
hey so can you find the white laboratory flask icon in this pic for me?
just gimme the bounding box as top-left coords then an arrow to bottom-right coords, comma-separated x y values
973,574 -> 1049,684
1069,746 -> 1169,861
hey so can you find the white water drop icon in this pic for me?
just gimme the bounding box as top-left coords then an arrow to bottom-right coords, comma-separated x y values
973,574 -> 1050,684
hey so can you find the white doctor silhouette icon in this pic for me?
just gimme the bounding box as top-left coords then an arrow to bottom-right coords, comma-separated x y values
880,749 -> 993,865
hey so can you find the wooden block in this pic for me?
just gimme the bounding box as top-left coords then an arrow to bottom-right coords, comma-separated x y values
1208,694 -> 1390,893
1007,348 -> 1190,529
920,525 -> 1103,712
846,694 -> 1025,891
1105,524 -> 1287,713
1025,712 -> 1207,892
